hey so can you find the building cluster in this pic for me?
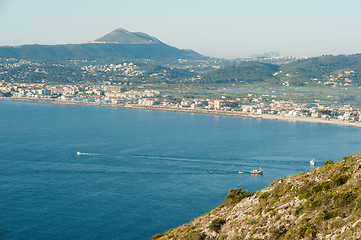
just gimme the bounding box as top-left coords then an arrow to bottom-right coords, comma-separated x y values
322,71 -> 356,87
240,101 -> 360,122
1,81 -> 360,123
0,82 -> 160,104
80,62 -> 144,78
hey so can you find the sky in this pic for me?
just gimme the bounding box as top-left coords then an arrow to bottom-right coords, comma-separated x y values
0,0 -> 361,59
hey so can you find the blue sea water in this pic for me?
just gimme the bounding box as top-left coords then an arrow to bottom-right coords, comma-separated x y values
0,100 -> 361,240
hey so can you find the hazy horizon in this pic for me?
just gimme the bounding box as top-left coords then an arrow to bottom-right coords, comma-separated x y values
1,0 -> 361,59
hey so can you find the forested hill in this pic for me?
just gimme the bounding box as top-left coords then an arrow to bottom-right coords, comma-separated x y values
200,54 -> 361,87
0,43 -> 203,63
0,28 -> 205,63
154,153 -> 361,239
201,61 -> 280,84
278,54 -> 361,86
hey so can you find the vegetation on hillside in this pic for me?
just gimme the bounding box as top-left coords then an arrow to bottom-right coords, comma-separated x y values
198,54 -> 361,87
0,59 -> 196,84
0,43 -> 203,63
2,53 -> 361,88
154,153 -> 361,239
201,62 -> 280,84
278,54 -> 361,86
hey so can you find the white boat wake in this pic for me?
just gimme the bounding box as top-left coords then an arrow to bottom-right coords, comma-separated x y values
76,152 -> 102,156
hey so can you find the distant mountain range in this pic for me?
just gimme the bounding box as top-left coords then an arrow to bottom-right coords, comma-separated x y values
2,28 -> 361,87
0,28 -> 205,63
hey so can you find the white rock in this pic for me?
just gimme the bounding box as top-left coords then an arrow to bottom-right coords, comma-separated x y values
352,220 -> 361,228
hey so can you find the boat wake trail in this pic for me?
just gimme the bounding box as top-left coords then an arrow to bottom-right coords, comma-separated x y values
76,152 -> 103,156
113,153 -> 247,167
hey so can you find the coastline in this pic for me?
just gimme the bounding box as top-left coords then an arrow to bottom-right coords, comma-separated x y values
2,97 -> 361,128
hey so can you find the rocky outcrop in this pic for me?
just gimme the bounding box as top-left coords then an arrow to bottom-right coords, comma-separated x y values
154,153 -> 361,239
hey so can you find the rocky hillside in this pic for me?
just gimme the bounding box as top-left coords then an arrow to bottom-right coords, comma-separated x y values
153,153 -> 361,240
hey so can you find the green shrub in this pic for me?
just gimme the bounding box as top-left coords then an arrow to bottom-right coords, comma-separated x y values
272,193 -> 281,201
309,198 -> 322,209
340,166 -> 351,173
322,182 -> 331,191
295,205 -> 304,216
311,183 -> 323,194
340,191 -> 357,205
209,218 -> 226,233
315,209 -> 339,223
331,173 -> 349,187
152,234 -> 163,240
297,182 -> 314,199
332,190 -> 357,206
354,196 -> 361,211
224,187 -> 251,206
273,183 -> 285,195
343,156 -> 354,162
325,159 -> 334,165
270,225 -> 288,238
283,183 -> 292,192
323,209 -> 339,220
259,192 -> 270,200
298,220 -> 317,239
184,230 -> 204,240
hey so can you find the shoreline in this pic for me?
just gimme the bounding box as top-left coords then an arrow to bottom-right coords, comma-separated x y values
2,97 -> 361,128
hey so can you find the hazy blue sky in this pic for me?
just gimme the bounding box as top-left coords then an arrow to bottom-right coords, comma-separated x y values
1,0 -> 361,58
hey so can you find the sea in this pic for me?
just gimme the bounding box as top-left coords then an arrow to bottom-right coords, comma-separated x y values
1,100 -> 361,240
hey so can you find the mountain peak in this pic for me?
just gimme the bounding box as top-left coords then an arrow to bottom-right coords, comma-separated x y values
92,28 -> 162,44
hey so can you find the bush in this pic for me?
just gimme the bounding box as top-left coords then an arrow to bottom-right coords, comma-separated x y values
297,182 -> 314,199
325,159 -> 334,165
332,190 -> 357,207
323,209 -> 339,220
311,184 -> 323,194
184,230 -> 204,240
315,209 -> 339,223
295,205 -> 304,216
209,218 -> 226,233
224,187 -> 251,206
343,156 -> 354,162
270,225 -> 288,238
259,192 -> 270,200
340,191 -> 356,205
298,221 -> 317,239
152,234 -> 163,240
331,173 -> 349,187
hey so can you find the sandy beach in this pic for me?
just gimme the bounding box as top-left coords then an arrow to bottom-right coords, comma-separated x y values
2,97 -> 361,128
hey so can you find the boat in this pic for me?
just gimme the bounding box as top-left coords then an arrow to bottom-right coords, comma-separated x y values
310,159 -> 315,165
250,168 -> 263,175
77,152 -> 81,155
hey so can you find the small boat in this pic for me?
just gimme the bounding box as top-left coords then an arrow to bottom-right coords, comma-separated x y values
250,168 -> 263,175
76,152 -> 81,155
310,159 -> 315,165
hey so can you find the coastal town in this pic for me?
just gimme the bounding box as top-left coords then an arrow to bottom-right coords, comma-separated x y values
1,81 -> 361,126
